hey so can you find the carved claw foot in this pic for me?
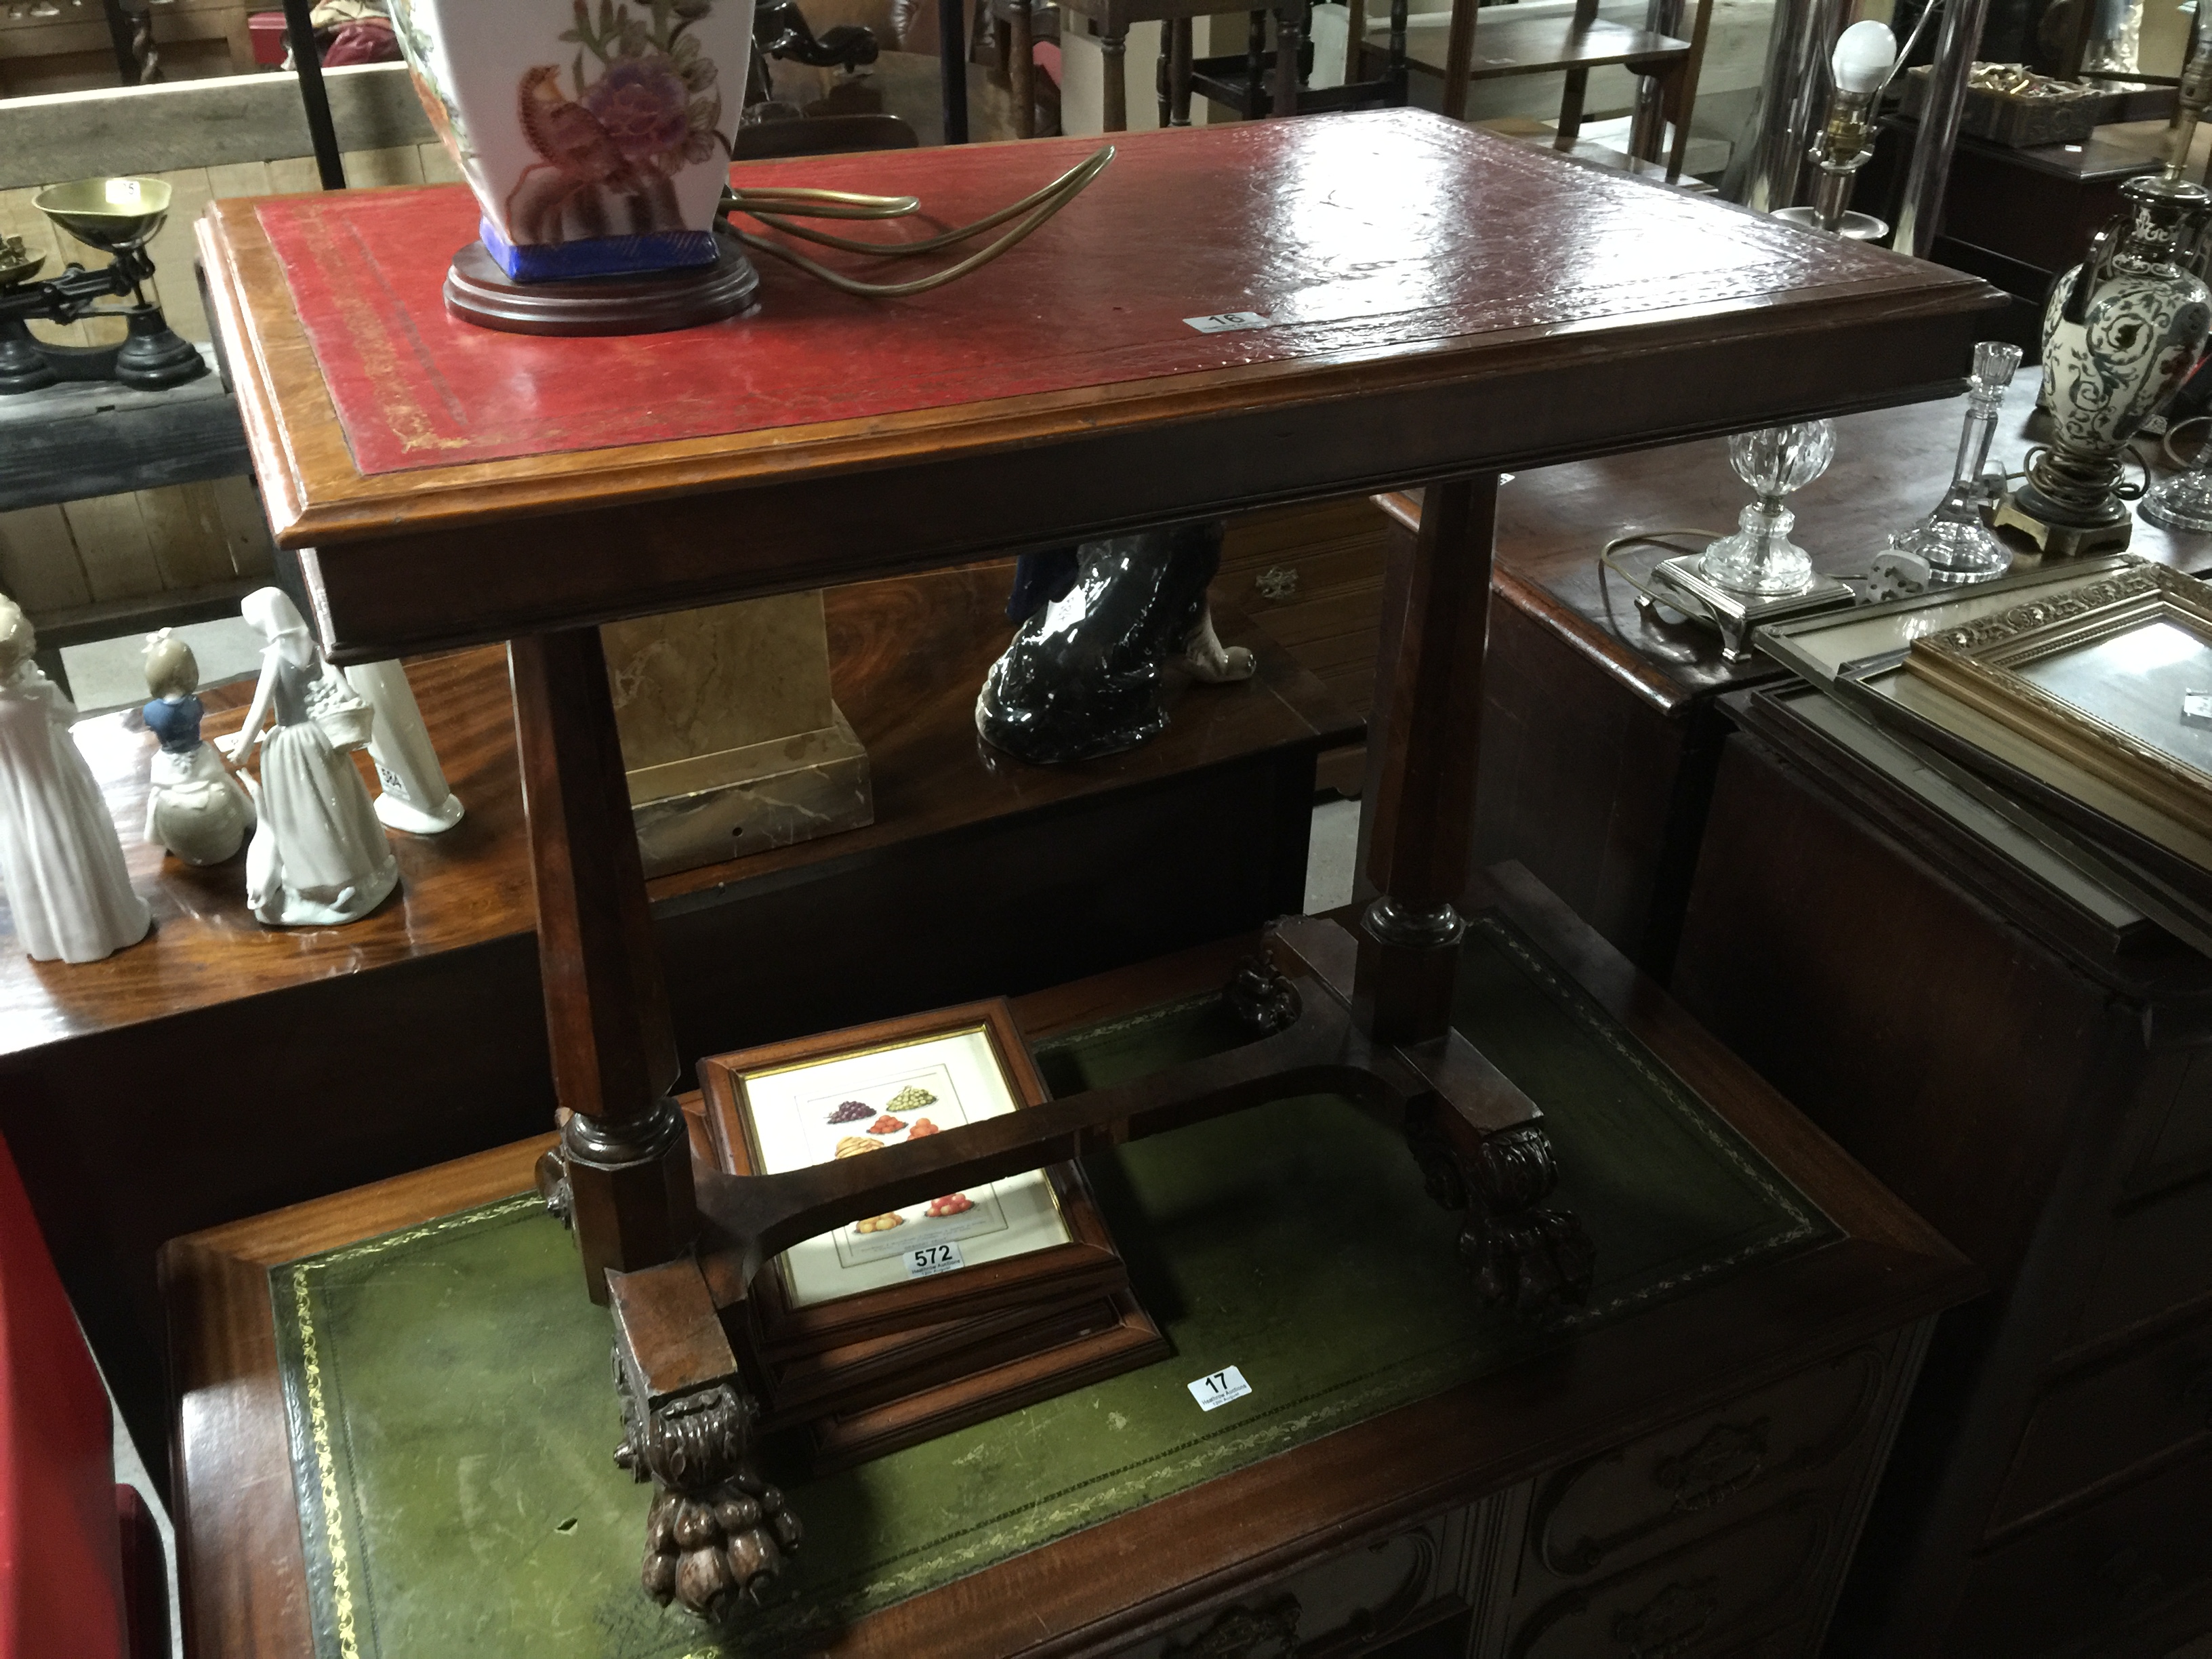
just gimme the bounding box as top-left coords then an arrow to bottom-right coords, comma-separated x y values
1411,1118 -> 1595,1322
615,1360 -> 802,1618
1225,953 -> 1301,1036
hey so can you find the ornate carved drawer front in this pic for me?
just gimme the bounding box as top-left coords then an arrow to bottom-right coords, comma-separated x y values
1121,1502 -> 1490,1659
1991,1302 -> 2212,1537
2070,1176 -> 2212,1348
1522,1341 -> 1891,1585
1499,1490 -> 1834,1659
1951,1441 -> 2212,1658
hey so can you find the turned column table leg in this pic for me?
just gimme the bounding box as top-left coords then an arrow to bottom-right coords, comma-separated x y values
1168,17 -> 1195,124
1101,18 -> 1130,131
1341,473 -> 1593,1317
1271,0 -> 1305,115
1010,0 -> 1036,138
509,628 -> 697,1303
1353,473 -> 1497,1046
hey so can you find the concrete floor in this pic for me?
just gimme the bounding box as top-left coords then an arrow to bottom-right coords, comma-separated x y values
1303,796 -> 1360,916
60,615 -> 262,717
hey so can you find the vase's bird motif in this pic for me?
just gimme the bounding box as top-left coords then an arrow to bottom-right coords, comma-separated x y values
502,0 -> 723,246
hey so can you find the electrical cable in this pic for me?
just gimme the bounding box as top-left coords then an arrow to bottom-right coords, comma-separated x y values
2163,413 -> 2212,470
1597,529 -> 1726,617
718,146 -> 1115,299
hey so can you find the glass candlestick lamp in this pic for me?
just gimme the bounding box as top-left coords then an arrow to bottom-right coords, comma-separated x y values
1889,340 -> 2024,583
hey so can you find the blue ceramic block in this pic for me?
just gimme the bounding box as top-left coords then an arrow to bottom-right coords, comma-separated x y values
476,219 -> 719,283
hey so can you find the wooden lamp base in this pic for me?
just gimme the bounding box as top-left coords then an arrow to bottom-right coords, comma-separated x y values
443,241 -> 762,337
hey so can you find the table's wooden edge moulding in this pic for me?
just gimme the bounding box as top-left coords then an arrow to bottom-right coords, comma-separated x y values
186,99 -> 2001,1652
194,112 -> 1999,665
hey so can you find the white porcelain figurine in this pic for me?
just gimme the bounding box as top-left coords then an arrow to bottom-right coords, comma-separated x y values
225,588 -> 398,928
345,659 -> 465,834
0,597 -> 151,962
141,630 -> 257,866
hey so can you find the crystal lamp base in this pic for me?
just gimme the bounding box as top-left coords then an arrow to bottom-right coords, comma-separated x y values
2142,468 -> 2212,533
1890,515 -> 2013,586
1698,502 -> 1815,596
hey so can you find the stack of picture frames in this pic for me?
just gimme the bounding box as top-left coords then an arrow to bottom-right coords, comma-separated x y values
1757,556 -> 2212,956
701,1000 -> 1170,1469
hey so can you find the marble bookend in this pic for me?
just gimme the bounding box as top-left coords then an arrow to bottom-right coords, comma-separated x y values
603,592 -> 873,878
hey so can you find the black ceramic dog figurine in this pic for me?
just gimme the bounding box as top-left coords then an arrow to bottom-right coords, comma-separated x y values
977,518 -> 1252,764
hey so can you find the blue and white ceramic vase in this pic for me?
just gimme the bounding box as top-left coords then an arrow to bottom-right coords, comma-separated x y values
1999,175 -> 2212,554
389,0 -> 754,281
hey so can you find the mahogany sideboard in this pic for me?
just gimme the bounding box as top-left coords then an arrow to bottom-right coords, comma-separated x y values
1368,371 -> 2212,1655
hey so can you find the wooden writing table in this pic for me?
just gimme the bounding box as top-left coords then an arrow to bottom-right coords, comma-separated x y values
193,106 -> 1996,1641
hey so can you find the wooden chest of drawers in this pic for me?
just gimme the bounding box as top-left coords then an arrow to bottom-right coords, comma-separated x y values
1671,687 -> 2212,1656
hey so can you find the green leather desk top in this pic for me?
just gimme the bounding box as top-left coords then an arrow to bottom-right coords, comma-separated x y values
270,914 -> 1828,1659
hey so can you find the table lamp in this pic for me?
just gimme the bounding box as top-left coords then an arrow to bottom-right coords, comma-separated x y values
1993,25 -> 2212,556
386,0 -> 766,333
1772,20 -> 1897,242
1644,421 -> 1857,660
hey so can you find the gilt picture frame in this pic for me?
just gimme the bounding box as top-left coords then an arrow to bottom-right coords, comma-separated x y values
1904,563 -> 2212,828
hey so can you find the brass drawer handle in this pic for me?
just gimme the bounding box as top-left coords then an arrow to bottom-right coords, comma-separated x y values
1162,1595 -> 1302,1659
1610,1577 -> 1719,1658
1654,1420 -> 1769,1513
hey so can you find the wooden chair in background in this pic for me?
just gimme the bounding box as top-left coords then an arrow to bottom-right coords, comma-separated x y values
1367,0 -> 1715,182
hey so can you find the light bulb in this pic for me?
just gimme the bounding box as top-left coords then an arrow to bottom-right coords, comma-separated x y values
1831,20 -> 1896,94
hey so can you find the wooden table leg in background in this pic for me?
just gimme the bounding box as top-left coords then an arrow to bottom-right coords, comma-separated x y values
1272,0 -> 1305,115
1353,474 -> 1496,1045
1438,0 -> 1475,120
1166,18 -> 1194,125
508,629 -> 697,1303
1010,0 -> 1036,138
1101,13 -> 1130,131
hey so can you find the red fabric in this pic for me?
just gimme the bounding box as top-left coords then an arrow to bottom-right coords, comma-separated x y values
248,11 -> 287,66
251,111 -> 1889,477
0,1134 -> 126,1659
321,17 -> 401,65
113,1488 -> 167,1659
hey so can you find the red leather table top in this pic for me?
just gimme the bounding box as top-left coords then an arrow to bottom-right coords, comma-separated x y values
256,112 -> 1914,478
201,108 -> 1996,654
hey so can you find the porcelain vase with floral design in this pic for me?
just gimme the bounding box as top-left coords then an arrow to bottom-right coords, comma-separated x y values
388,0 -> 752,281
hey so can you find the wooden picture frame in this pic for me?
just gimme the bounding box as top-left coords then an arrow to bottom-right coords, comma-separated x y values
699,999 -> 1129,1361
799,1290 -> 1168,1472
1906,563 -> 2212,829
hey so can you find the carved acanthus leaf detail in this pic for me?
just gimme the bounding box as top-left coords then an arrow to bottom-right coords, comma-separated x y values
1927,569 -> 2156,653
